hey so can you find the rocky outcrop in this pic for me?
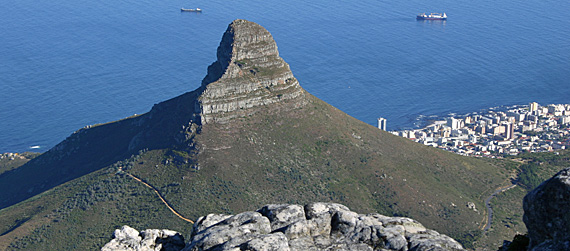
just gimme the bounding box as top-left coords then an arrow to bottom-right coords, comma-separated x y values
523,167 -> 570,251
101,225 -> 185,251
102,203 -> 464,251
197,19 -> 307,124
184,202 -> 463,251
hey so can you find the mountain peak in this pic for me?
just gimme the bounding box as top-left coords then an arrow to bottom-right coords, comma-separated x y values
0,19 -> 513,250
198,19 -> 306,124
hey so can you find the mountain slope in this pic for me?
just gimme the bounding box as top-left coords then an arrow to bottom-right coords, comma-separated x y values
0,19 -> 510,249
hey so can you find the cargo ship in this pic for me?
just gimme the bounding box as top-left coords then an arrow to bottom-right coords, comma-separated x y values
416,12 -> 447,20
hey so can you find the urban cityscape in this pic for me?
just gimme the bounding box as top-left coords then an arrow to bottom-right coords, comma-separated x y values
380,102 -> 570,158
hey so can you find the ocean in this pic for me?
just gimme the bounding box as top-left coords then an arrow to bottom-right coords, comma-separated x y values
1,0 -> 569,153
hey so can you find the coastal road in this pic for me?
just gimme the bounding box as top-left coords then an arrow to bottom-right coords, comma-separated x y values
483,183 -> 517,232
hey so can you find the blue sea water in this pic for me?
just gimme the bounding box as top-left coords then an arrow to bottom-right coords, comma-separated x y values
1,0 -> 569,153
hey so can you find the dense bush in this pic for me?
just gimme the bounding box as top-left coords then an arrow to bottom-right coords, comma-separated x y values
518,163 -> 542,190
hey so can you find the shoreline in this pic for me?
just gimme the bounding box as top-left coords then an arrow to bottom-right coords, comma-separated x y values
387,102 -> 570,158
3,103 -> 568,156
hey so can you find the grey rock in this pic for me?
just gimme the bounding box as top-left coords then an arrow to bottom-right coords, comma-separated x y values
407,229 -> 464,251
305,202 -> 351,220
184,203 -> 463,251
523,167 -> 570,250
288,236 -> 318,251
303,202 -> 350,237
141,229 -> 186,251
101,225 -> 185,251
185,211 -> 271,251
197,19 -> 307,124
331,210 -> 360,235
531,240 -> 570,251
192,214 -> 233,233
240,232 -> 290,251
257,204 -> 306,231
281,219 -> 314,239
380,226 -> 408,250
102,203 -> 464,251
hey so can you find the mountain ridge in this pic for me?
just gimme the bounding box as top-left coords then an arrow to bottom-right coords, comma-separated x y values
0,19 -> 510,249
0,19 -> 306,209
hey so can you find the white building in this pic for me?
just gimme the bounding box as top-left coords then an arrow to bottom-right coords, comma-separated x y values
561,116 -> 570,125
529,102 -> 539,112
447,118 -> 462,130
377,117 -> 387,131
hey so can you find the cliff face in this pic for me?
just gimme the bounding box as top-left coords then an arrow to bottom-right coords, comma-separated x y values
197,19 -> 307,124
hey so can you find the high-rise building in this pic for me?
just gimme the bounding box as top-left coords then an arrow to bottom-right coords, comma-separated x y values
529,102 -> 539,112
505,123 -> 514,140
377,117 -> 387,131
447,117 -> 461,129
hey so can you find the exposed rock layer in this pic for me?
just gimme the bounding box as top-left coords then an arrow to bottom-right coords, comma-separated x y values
523,167 -> 570,251
197,19 -> 307,124
103,203 -> 464,251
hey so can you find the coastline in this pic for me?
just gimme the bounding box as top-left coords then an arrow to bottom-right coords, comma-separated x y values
387,102 -> 570,158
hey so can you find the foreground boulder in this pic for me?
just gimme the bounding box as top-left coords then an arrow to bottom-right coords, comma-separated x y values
103,203 -> 463,250
523,167 -> 570,250
184,203 -> 463,251
101,225 -> 185,251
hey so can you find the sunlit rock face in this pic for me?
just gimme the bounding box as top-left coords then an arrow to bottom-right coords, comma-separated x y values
184,202 -> 464,251
197,19 -> 307,124
103,202 -> 465,251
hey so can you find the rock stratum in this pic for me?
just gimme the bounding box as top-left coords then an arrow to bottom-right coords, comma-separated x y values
198,19 -> 307,124
102,202 -> 464,251
523,167 -> 570,251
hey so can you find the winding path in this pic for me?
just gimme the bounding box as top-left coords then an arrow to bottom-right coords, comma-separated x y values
123,171 -> 194,224
482,183 -> 517,232
121,167 -> 516,231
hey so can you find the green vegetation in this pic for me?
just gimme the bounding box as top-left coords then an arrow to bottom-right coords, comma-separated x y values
0,94 -> 540,250
0,152 -> 40,176
518,163 -> 542,190
0,154 -> 194,250
5,20 -> 565,250
512,150 -> 570,192
474,150 -> 570,250
451,230 -> 482,250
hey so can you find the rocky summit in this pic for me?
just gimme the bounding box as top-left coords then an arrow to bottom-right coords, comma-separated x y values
102,202 -> 464,251
198,19 -> 307,124
523,167 -> 570,251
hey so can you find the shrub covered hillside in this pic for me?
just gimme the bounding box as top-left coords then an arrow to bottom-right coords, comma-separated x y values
0,20 -> 516,250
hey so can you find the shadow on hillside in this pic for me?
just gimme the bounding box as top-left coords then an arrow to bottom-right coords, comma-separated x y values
0,90 -> 201,210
